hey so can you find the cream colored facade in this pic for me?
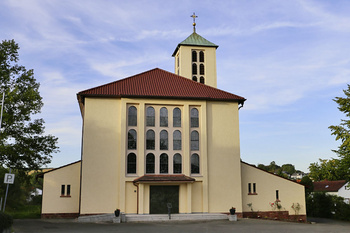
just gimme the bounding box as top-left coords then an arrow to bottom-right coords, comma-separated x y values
41,29 -> 306,220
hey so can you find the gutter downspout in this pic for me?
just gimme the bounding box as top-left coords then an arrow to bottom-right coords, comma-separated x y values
133,182 -> 139,214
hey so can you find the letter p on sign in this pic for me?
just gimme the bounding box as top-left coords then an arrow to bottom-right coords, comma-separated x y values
4,173 -> 15,184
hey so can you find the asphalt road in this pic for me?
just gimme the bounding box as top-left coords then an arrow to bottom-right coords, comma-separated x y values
13,218 -> 350,233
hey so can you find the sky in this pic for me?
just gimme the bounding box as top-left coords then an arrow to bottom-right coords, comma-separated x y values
0,0 -> 349,172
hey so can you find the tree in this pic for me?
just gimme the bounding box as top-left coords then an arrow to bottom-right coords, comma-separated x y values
329,84 -> 350,181
0,39 -> 58,173
308,159 -> 344,181
281,164 -> 296,175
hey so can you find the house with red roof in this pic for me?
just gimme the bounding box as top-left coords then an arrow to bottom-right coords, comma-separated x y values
313,180 -> 350,204
40,19 -> 306,222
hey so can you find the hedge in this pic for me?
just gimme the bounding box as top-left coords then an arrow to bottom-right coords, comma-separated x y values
0,212 -> 13,231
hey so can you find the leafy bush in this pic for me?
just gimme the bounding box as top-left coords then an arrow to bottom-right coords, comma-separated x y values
0,212 -> 13,230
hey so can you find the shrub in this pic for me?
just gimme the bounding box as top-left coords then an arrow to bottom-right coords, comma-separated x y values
0,212 -> 13,231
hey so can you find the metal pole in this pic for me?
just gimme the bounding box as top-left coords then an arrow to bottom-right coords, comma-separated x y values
3,168 -> 11,212
0,197 -> 2,211
0,92 -> 4,130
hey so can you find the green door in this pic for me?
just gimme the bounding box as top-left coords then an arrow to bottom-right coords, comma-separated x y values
150,185 -> 179,214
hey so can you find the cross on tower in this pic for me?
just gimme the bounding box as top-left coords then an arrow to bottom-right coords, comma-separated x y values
191,12 -> 198,32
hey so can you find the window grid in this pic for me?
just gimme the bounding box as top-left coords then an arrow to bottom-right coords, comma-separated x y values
191,50 -> 205,84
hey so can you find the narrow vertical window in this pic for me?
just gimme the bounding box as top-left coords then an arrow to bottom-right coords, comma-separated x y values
160,153 -> 168,174
191,108 -> 199,127
173,108 -> 181,127
191,130 -> 199,150
160,130 -> 168,150
173,130 -> 182,150
160,107 -> 168,127
276,190 -> 279,200
173,153 -> 182,174
192,76 -> 198,82
199,51 -> 204,62
67,185 -> 71,196
146,153 -> 155,174
127,153 -> 137,174
192,51 -> 197,62
200,77 -> 205,84
248,183 -> 252,194
61,185 -> 65,196
128,106 -> 137,126
253,183 -> 256,193
128,129 -> 137,149
146,130 -> 155,150
177,56 -> 179,68
192,63 -> 197,75
200,64 -> 205,75
191,154 -> 200,174
146,107 -> 155,126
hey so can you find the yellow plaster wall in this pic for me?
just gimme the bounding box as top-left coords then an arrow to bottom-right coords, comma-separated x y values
177,46 -> 217,88
191,181 -> 203,213
42,162 -> 81,214
241,163 -> 306,215
207,101 -> 243,213
125,182 -> 138,213
80,98 -> 121,214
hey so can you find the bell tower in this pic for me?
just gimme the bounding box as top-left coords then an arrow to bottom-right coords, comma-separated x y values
172,13 -> 219,88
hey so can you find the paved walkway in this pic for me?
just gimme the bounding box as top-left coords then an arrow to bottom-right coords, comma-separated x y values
13,218 -> 350,233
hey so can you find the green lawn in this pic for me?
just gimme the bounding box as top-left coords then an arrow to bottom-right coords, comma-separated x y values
5,205 -> 41,219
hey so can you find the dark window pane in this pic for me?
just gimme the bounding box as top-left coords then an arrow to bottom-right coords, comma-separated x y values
200,64 -> 204,75
191,131 -> 199,150
67,185 -> 71,196
146,153 -> 155,174
128,129 -> 137,149
253,183 -> 256,193
248,183 -> 251,193
128,106 -> 137,126
191,154 -> 200,174
192,63 -> 197,75
276,190 -> 279,200
173,108 -> 181,127
199,51 -> 204,62
160,153 -> 168,173
173,130 -> 182,150
173,153 -> 182,174
192,76 -> 197,82
200,77 -> 205,84
127,153 -> 137,174
61,185 -> 65,196
160,107 -> 168,127
191,108 -> 199,127
146,130 -> 155,150
192,51 -> 197,62
160,130 -> 168,150
146,107 -> 155,126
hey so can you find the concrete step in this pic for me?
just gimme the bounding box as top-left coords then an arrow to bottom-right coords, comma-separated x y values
125,213 -> 229,222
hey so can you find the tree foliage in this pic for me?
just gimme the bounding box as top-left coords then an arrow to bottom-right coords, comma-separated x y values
0,39 -> 58,172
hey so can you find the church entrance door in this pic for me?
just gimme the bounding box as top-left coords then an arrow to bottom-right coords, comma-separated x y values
150,185 -> 179,214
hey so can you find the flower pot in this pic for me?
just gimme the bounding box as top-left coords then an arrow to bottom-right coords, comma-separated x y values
229,208 -> 236,215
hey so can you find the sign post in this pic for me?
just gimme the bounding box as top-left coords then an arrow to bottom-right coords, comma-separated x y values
3,168 -> 14,212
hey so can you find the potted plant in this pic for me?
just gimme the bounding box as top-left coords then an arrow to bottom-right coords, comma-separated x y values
114,208 -> 120,217
229,207 -> 236,215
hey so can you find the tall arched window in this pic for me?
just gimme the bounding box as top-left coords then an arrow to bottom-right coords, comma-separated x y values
128,106 -> 137,126
191,108 -> 199,127
146,153 -> 155,174
200,76 -> 205,84
146,107 -> 155,126
200,64 -> 205,75
160,107 -> 168,127
160,130 -> 168,150
146,130 -> 155,150
199,51 -> 204,62
192,76 -> 198,82
173,108 -> 181,127
192,51 -> 197,62
191,154 -> 200,174
128,129 -> 137,149
160,153 -> 168,173
191,130 -> 199,151
173,130 -> 182,150
173,153 -> 182,174
192,63 -> 197,75
127,153 -> 137,174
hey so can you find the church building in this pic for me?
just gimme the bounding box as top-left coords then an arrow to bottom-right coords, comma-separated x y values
41,17 -> 306,221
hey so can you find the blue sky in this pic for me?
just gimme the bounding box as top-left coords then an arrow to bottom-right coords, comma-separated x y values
0,0 -> 349,172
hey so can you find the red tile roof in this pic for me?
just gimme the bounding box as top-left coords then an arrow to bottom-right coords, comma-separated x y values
313,180 -> 347,192
133,174 -> 195,183
77,68 -> 245,104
